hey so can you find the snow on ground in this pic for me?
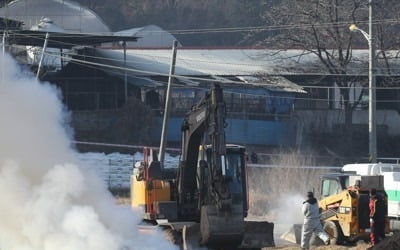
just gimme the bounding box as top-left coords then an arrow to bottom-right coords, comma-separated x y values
76,152 -> 179,190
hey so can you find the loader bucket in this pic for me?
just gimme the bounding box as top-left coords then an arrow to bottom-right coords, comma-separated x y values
240,221 -> 275,248
280,224 -> 302,244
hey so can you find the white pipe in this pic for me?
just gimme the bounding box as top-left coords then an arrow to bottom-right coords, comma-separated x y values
36,32 -> 50,80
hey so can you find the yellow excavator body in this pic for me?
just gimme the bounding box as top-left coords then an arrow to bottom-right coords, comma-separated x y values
131,176 -> 171,208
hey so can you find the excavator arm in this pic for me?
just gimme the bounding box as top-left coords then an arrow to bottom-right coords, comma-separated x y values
177,84 -> 248,248
177,84 -> 231,219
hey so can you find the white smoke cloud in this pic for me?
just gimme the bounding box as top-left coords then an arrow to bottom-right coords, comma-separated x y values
274,193 -> 304,224
0,53 -> 177,250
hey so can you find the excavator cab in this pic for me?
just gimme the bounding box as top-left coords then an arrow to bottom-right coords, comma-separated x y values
194,144 -> 274,249
199,144 -> 248,217
187,144 -> 247,248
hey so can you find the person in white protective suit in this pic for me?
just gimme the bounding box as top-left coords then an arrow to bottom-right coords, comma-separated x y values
300,191 -> 330,249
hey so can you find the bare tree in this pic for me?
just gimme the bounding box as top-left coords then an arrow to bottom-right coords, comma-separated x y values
264,1 -> 371,128
254,0 -> 400,155
373,0 -> 400,84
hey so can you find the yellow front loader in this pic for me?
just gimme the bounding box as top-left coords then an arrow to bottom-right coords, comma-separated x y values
281,174 -> 390,246
317,174 -> 389,244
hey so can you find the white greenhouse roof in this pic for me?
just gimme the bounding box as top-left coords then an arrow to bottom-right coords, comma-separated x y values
0,0 -> 110,33
113,25 -> 182,48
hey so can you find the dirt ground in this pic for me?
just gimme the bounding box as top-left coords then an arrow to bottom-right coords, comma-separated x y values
269,231 -> 400,250
267,244 -> 371,250
116,195 -> 400,250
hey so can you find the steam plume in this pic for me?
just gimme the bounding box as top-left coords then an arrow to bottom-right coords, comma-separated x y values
0,53 -> 176,250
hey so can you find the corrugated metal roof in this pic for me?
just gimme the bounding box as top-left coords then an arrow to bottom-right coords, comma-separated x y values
237,76 -> 306,93
73,47 -> 400,93
95,48 -> 400,77
92,48 -> 308,92
0,17 -> 23,30
7,30 -> 138,49
96,49 -> 274,76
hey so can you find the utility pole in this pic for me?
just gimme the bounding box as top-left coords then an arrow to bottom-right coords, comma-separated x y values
36,32 -> 50,80
349,0 -> 377,163
123,41 -> 128,104
368,0 -> 377,163
159,40 -> 178,167
349,0 -> 378,163
2,31 -> 6,55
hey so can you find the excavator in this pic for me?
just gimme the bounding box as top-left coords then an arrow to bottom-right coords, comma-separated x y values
131,84 -> 274,249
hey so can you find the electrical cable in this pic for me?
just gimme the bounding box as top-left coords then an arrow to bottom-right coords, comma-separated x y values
8,31 -> 400,104
72,140 -> 180,152
16,31 -> 400,79
42,49 -> 400,90
10,18 -> 398,36
38,51 -> 400,104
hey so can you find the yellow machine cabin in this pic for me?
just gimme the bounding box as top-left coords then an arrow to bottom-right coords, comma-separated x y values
131,147 -> 177,220
130,176 -> 171,213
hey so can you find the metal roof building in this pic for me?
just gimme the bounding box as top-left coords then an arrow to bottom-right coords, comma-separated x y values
112,25 -> 182,48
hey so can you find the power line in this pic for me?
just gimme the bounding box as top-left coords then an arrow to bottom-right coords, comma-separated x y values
43,49 -> 400,86
10,30 -> 400,74
165,19 -> 400,35
36,49 -> 400,92
72,140 -> 180,152
26,44 -> 400,79
38,51 -> 400,104
4,17 -> 400,37
15,32 -> 400,77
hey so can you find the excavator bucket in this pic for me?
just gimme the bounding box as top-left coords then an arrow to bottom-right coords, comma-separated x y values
280,224 -> 302,244
240,220 -> 275,248
199,205 -> 245,249
182,224 -> 204,250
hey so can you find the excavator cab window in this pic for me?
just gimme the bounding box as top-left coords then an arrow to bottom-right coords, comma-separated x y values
225,152 -> 243,195
204,147 -> 245,203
